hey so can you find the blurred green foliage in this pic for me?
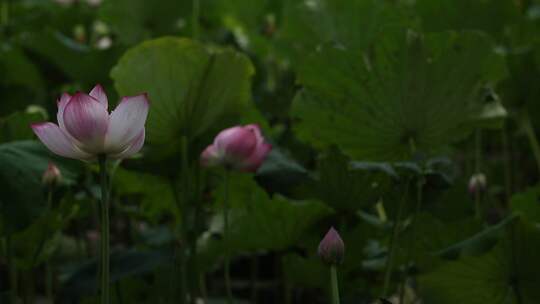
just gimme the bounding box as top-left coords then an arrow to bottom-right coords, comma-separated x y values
1,0 -> 540,303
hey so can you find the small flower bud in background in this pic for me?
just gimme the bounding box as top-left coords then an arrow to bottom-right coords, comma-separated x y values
468,173 -> 487,196
42,162 -> 62,186
200,124 -> 272,172
318,227 -> 345,265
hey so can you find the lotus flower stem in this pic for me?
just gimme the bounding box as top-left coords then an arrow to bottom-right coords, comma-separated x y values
46,187 -> 54,303
179,136 -> 189,304
522,112 -> 540,174
98,155 -> 110,304
223,169 -> 234,304
1,0 -> 8,29
501,123 -> 512,203
6,236 -> 17,304
399,176 -> 424,304
330,265 -> 340,304
192,0 -> 200,39
382,180 -> 410,297
474,130 -> 483,219
250,255 -> 258,303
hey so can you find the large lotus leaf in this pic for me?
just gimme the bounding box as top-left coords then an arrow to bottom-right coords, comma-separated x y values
111,37 -> 255,153
510,186 -> 540,223
283,253 -> 326,289
413,0 -> 520,37
0,141 -> 81,235
280,0 -> 416,60
226,195 -> 331,253
204,0 -> 278,55
112,168 -> 178,223
19,30 -> 123,85
394,213 -> 482,272
0,45 -> 45,115
255,148 -> 310,195
99,0 -> 191,45
12,197 -> 79,269
60,249 -> 173,299
211,174 -> 332,253
0,111 -> 45,143
314,147 -> 396,211
292,31 -> 506,161
419,220 -> 540,304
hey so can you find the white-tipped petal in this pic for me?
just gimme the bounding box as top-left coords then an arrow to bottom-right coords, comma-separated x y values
200,144 -> 222,167
109,129 -> 145,159
57,93 -> 71,132
31,123 -> 92,160
63,93 -> 109,153
89,84 -> 108,109
105,94 -> 149,153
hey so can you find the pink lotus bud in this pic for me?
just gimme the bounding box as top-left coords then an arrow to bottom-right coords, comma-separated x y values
200,124 -> 272,172
31,84 -> 149,161
42,162 -> 62,186
318,227 -> 345,265
468,173 -> 487,196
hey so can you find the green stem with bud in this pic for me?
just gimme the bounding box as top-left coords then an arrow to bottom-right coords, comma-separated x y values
522,112 -> 540,175
330,265 -> 340,304
502,122 -> 512,203
7,235 -> 17,304
474,130 -> 483,219
192,0 -> 200,39
98,155 -> 110,304
382,180 -> 410,297
223,169 -> 234,304
46,188 -> 54,303
1,0 -> 9,36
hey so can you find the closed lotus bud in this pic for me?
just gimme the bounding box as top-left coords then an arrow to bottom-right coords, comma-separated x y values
200,124 -> 272,172
468,173 -> 487,196
318,227 -> 345,265
42,162 -> 62,186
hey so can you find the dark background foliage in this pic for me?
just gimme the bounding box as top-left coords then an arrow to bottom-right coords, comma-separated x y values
1,0 -> 540,303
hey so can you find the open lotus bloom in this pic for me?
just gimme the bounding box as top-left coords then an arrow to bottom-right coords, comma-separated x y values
201,124 -> 272,172
31,85 -> 149,161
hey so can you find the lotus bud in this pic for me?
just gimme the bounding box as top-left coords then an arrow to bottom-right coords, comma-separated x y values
42,162 -> 62,186
468,173 -> 487,196
200,124 -> 272,172
318,227 -> 345,265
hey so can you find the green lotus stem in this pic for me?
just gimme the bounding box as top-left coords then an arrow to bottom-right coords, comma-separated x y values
179,136 -> 190,303
382,180 -> 410,297
330,265 -> 340,304
521,112 -> 540,175
400,176 -> 425,304
474,130 -> 482,219
223,169 -> 234,304
1,0 -> 8,28
46,262 -> 53,303
98,155 -> 110,304
192,0 -> 200,39
199,273 -> 208,302
46,188 -> 53,303
501,122 -> 512,203
6,236 -> 17,304
250,255 -> 258,303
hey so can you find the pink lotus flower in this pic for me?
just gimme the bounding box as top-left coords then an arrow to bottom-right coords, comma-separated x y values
31,85 -> 149,161
201,124 -> 272,172
318,227 -> 345,265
